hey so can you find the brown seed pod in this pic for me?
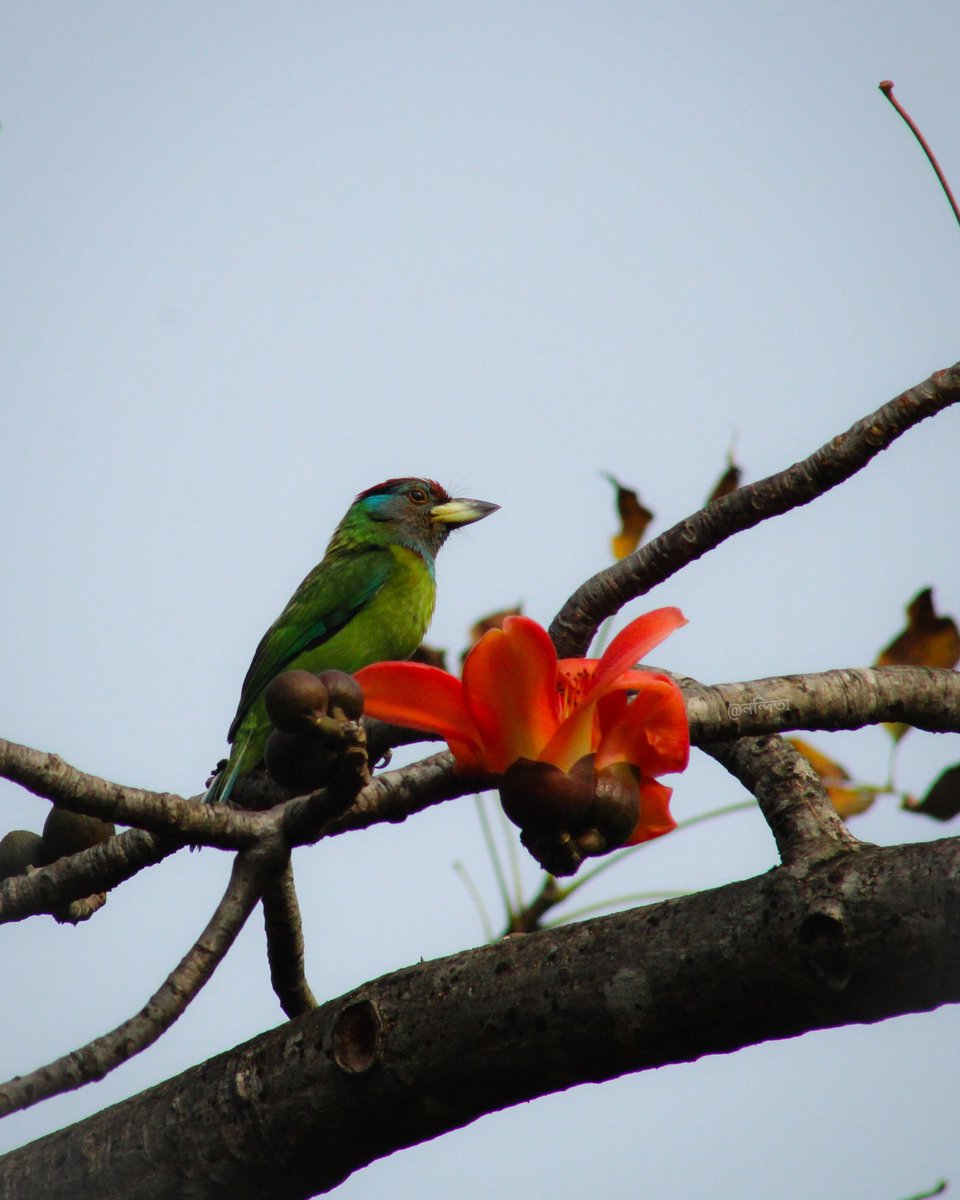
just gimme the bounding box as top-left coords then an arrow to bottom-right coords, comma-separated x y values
0,830 -> 45,879
263,728 -> 337,793
41,809 -> 116,865
498,756 -> 595,832
264,670 -> 330,734
316,670 -> 365,721
572,762 -> 641,856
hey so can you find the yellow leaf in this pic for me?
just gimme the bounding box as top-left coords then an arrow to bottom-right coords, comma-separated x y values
826,785 -> 876,819
788,738 -> 876,819
788,737 -> 849,782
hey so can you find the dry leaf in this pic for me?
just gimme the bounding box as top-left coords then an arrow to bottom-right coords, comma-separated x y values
875,588 -> 959,742
906,763 -> 960,822
706,458 -> 742,505
410,643 -> 448,670
602,473 -> 653,559
466,607 -> 523,650
788,737 -> 875,819
876,588 -> 960,669
460,607 -> 523,666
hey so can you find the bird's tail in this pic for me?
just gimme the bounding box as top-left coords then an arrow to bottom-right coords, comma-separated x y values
204,754 -> 241,806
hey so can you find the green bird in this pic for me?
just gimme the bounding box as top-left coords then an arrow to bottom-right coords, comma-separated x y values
206,477 -> 498,805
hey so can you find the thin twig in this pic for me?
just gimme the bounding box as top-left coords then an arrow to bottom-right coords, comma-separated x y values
896,1182 -> 947,1200
0,737 -> 269,848
880,80 -> 960,230
0,839 -> 281,1118
0,828 -> 179,924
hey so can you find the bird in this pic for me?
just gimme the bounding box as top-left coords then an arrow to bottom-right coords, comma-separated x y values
205,477 -> 498,805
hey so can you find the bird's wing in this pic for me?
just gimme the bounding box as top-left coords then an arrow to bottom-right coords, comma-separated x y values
227,548 -> 392,741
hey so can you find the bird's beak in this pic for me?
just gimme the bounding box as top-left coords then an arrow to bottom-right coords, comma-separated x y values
430,496 -> 500,527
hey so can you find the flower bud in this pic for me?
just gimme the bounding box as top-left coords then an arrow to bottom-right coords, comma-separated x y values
317,671 -> 365,721
264,670 -> 330,734
0,830 -> 45,879
41,809 -> 116,865
264,728 -> 337,793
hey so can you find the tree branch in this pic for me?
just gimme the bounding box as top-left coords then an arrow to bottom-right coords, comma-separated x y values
261,859 -> 318,1017
683,666 -> 960,739
550,361 -> 960,656
703,735 -> 861,866
3,837 -> 956,1199
0,738 -> 270,848
0,839 -> 283,1118
2,667 -> 955,915
0,828 -> 178,924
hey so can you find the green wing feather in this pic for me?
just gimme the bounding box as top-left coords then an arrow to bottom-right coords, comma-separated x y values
227,548 -> 392,742
207,541 -> 437,806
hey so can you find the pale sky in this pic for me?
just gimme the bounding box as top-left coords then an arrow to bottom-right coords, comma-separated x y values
2,4 -> 959,1197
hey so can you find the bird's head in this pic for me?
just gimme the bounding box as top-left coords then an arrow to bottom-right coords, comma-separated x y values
333,478 -> 499,561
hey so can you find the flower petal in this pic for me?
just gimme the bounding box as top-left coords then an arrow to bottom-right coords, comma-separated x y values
353,662 -> 486,769
626,777 -> 677,844
537,703 -> 598,772
461,616 -> 561,772
594,674 -> 689,774
589,607 -> 687,698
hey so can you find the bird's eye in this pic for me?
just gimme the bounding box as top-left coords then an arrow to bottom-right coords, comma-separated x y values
408,487 -> 428,504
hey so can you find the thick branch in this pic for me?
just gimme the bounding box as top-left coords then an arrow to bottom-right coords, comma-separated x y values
2,837 -> 957,1199
550,362 -> 960,655
704,735 -> 861,865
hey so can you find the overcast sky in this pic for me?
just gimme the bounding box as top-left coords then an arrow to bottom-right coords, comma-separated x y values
1,4 -> 959,1197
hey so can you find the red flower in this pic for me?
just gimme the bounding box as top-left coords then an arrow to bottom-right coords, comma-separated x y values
355,608 -> 689,847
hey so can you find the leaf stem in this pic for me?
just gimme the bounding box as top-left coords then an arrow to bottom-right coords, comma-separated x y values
542,890 -> 687,927
559,798 -> 756,899
474,793 -> 514,921
453,860 -> 496,943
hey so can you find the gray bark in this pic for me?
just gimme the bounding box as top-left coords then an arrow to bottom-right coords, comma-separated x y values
2,836 -> 957,1200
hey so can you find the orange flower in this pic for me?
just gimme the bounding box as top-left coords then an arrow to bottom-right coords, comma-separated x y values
355,608 -> 689,845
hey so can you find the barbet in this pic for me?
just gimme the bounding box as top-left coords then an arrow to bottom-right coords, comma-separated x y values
205,478 -> 498,805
